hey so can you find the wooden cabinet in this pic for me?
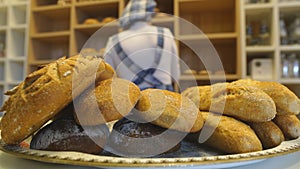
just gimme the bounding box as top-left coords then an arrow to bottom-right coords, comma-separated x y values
175,0 -> 241,89
26,0 -> 241,91
0,0 -> 29,107
241,0 -> 300,95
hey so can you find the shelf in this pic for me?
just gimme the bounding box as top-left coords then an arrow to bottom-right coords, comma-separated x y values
31,31 -> 70,42
180,74 -> 239,81
151,16 -> 175,31
178,33 -> 238,41
279,78 -> 300,84
10,3 -> 28,26
32,4 -> 71,12
280,45 -> 300,52
74,22 -> 118,35
178,0 -> 236,34
245,3 -> 274,11
278,1 -> 300,9
29,32 -> 70,61
75,0 -> 119,6
74,1 -> 119,26
246,46 -> 275,53
31,6 -> 71,33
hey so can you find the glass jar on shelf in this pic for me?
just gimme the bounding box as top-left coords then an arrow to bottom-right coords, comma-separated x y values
281,53 -> 289,78
259,20 -> 270,45
288,53 -> 299,78
280,15 -> 288,45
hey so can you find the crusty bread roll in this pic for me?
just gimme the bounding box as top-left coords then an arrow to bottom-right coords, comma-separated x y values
249,121 -> 284,149
189,112 -> 262,154
83,18 -> 99,25
74,78 -> 141,126
234,79 -> 300,115
273,115 -> 300,140
0,55 -> 115,144
135,89 -> 204,133
182,82 -> 276,122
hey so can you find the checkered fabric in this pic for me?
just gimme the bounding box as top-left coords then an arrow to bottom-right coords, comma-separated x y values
112,27 -> 174,91
119,0 -> 157,29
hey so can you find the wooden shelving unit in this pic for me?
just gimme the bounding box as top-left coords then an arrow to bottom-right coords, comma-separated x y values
0,0 -> 29,107
241,0 -> 300,95
26,0 -> 241,91
175,0 -> 241,88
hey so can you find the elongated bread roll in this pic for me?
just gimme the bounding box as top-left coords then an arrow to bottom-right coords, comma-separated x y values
0,55 -> 115,144
135,89 -> 204,133
189,112 -> 262,154
273,115 -> 300,140
234,79 -> 300,115
182,83 -> 276,122
249,121 -> 284,149
74,78 -> 141,126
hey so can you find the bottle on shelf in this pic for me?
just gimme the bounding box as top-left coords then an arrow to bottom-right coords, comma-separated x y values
289,17 -> 300,44
259,20 -> 270,45
288,53 -> 299,78
281,53 -> 289,78
280,15 -> 288,45
246,22 -> 253,46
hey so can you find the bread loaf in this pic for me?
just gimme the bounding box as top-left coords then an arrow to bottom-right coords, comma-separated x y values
135,89 -> 204,133
182,82 -> 276,122
30,118 -> 109,155
234,79 -> 300,115
249,121 -> 284,149
273,115 -> 300,140
190,112 -> 262,154
0,55 -> 115,144
74,78 -> 141,126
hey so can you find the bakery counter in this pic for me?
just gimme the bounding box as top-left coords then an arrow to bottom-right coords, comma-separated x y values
0,149 -> 300,169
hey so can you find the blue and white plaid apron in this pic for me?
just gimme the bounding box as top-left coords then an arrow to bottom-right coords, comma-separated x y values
112,27 -> 173,91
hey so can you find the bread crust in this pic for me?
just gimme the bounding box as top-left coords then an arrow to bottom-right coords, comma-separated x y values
273,115 -> 300,140
0,55 -> 114,144
199,112 -> 263,154
182,83 -> 276,122
74,78 -> 141,126
135,89 -> 204,133
249,121 -> 284,149
234,79 -> 300,115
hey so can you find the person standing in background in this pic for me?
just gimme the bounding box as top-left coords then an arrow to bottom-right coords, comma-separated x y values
104,0 -> 180,91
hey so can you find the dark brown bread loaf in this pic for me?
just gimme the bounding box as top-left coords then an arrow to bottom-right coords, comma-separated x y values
30,118 -> 109,155
107,117 -> 182,157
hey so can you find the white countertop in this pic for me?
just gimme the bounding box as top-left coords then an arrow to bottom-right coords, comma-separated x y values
0,150 -> 300,169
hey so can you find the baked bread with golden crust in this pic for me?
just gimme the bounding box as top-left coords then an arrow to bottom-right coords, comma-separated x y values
0,55 -> 115,144
182,82 -> 276,122
189,112 -> 262,154
135,89 -> 204,133
249,121 -> 284,149
234,79 -> 300,115
74,78 -> 141,126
